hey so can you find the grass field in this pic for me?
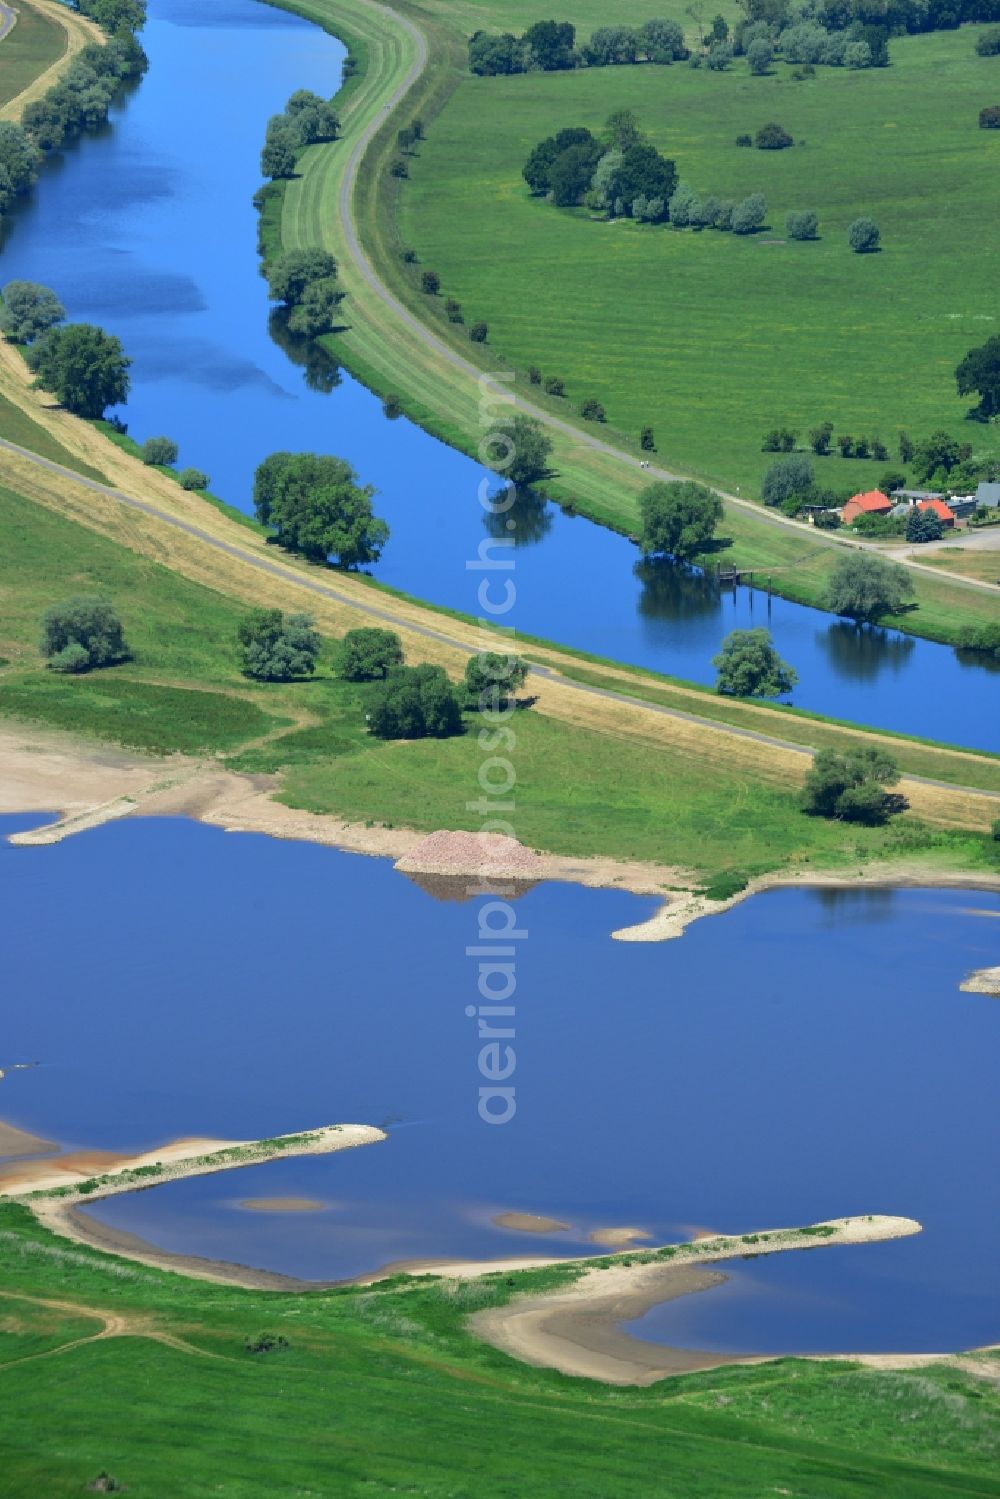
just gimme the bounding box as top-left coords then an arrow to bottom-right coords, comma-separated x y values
1,1200 -> 999,1497
0,0 -> 66,110
2,479 -> 997,881
0,393 -> 107,481
398,28 -> 1000,498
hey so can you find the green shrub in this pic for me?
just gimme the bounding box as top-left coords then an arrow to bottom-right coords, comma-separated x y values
178,467 -> 209,490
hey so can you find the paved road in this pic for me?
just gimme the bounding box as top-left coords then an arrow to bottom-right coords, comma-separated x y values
331,0 -> 997,599
0,4 -> 17,43
2,431 -> 996,799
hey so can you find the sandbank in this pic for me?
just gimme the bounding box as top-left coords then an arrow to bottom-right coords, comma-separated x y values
588,1226 -> 652,1247
493,1211 -> 570,1235
960,965 -> 1000,995
239,1197 -> 328,1213
0,1121 -> 56,1160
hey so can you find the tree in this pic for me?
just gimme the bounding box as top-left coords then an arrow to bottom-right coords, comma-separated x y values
825,553 -> 914,621
755,123 -> 793,151
761,453 -> 814,505
0,281 -> 65,343
898,431 -> 914,463
483,414 -> 552,487
707,40 -> 735,67
731,192 -> 767,233
580,398 -> 605,421
468,30 -> 529,75
522,127 -> 595,194
252,451 -> 389,567
712,628 -> 797,697
906,507 -> 943,542
421,269 -> 440,294
747,36 -> 774,70
786,209 -> 819,240
266,249 -> 337,306
584,25 -> 641,65
956,335 -> 1000,420
390,158 -> 408,179
639,480 -> 724,560
641,425 -> 656,450
464,651 -> 529,708
285,91 -> 338,144
368,664 -> 463,739
336,627 -> 404,680
549,140 -> 603,206
543,375 -> 565,396
849,216 -> 880,253
524,19 -> 576,69
469,321 -> 488,343
640,18 -> 687,60
41,596 -> 129,671
260,123 -> 297,179
810,421 -> 834,454
980,105 -> 1000,129
178,467 -> 209,490
976,26 -> 1000,53
802,746 -> 902,824
26,323 -> 129,417
913,429 -> 961,481
287,277 -> 342,337
845,38 -> 873,66
237,608 -> 320,681
140,435 -> 178,466
0,122 -> 41,214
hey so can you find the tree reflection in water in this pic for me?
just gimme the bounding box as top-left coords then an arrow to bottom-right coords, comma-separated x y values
482,486 -> 554,548
819,622 -> 916,683
267,308 -> 342,394
634,557 -> 721,623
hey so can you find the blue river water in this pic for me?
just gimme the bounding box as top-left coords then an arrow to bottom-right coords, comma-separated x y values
1,815 -> 998,1355
0,0 -> 996,746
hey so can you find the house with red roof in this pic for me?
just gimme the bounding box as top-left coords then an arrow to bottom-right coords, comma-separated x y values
842,490 -> 892,524
917,498 -> 955,528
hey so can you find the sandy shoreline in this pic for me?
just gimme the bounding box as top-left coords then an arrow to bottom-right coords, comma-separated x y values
0,1121 -> 56,1160
3,727 -> 999,937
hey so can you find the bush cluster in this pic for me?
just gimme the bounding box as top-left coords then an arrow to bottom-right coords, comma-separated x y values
264,248 -> 343,338
20,34 -> 146,159
524,117 -> 677,221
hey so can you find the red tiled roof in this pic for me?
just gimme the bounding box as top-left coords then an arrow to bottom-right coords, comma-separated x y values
918,499 -> 954,521
846,490 -> 892,513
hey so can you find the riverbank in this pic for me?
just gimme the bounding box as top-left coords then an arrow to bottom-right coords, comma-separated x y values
0,0 -> 102,122
268,0 -> 1000,651
4,725 -> 1000,935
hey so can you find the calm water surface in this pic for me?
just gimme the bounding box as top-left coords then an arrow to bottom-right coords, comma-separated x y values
0,0 -> 996,745
2,816 -> 997,1355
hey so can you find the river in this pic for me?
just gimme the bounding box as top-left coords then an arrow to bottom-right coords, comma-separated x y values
1,813 -> 997,1355
0,0 -> 995,747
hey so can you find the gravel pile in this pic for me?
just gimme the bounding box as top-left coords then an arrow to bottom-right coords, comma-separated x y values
395,829 -> 543,879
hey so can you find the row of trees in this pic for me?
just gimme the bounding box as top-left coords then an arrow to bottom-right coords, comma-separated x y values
260,90 -> 339,181
469,18 -> 689,75
668,185 -> 768,233
19,34 -> 146,157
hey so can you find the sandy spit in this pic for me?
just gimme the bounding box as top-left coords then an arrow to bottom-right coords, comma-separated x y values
468,1215 -> 924,1386
614,866 -> 1000,943
6,1124 -> 386,1288
588,1226 -> 653,1248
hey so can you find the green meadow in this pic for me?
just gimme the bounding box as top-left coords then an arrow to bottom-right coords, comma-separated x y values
1,1200 -> 999,1498
399,28 -> 1000,497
